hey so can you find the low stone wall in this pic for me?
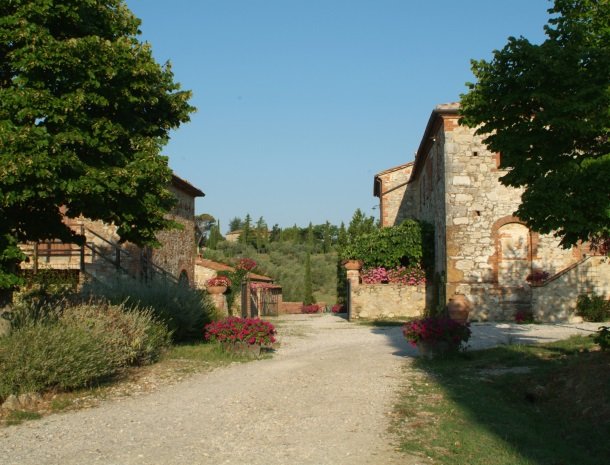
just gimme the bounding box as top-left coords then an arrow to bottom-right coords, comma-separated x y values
532,256 -> 610,322
349,283 -> 426,320
280,302 -> 304,314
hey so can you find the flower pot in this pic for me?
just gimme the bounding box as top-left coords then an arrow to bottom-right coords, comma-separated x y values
416,340 -> 452,359
447,294 -> 471,324
207,285 -> 227,294
344,260 -> 362,271
221,341 -> 261,358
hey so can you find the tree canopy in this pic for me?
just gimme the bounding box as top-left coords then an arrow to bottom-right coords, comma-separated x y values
460,0 -> 610,248
0,0 -> 194,289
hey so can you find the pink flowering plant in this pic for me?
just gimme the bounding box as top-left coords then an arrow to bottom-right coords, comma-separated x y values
402,317 -> 471,348
206,276 -> 232,287
331,304 -> 345,313
302,304 -> 320,314
361,265 -> 426,285
204,317 -> 277,346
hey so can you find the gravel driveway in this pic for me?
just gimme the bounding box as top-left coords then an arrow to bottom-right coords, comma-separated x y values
0,315 -> 419,465
0,314 -> 599,465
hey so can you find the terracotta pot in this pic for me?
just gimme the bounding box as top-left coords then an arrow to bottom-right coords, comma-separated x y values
344,260 -> 363,271
447,294 -> 471,324
207,285 -> 227,294
416,340 -> 455,359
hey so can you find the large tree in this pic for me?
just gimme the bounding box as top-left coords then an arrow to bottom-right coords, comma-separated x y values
460,0 -> 610,248
0,0 -> 194,290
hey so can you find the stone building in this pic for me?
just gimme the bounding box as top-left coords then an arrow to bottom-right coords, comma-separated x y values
374,103 -> 609,321
20,174 -> 204,286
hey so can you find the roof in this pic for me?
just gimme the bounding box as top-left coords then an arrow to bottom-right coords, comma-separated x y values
171,174 -> 205,198
195,257 -> 274,282
373,162 -> 414,197
409,102 -> 460,183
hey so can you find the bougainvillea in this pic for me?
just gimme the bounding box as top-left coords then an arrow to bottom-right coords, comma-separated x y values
402,317 -> 471,348
204,317 -> 276,346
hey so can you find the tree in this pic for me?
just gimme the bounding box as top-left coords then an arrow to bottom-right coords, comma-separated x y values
0,0 -> 194,291
207,220 -> 222,250
322,221 -> 332,254
254,216 -> 268,252
195,213 -> 216,249
303,252 -> 314,305
240,214 -> 252,245
460,0 -> 610,248
347,209 -> 376,241
228,217 -> 243,233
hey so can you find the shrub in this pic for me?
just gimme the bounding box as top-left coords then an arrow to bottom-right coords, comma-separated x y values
83,277 -> 216,342
302,304 -> 320,314
339,220 -> 433,270
402,317 -> 471,348
514,310 -> 535,324
0,322 -> 119,399
594,326 -> 610,351
204,317 -> 276,346
331,304 -> 345,313
361,266 -> 426,285
60,302 -> 171,366
576,293 -> 610,322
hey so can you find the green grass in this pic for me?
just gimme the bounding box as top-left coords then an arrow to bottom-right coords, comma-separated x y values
5,410 -> 42,426
394,336 -> 610,465
356,318 -> 409,327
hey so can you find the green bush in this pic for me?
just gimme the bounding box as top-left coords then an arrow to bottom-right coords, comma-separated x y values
576,294 -> 610,322
594,326 -> 610,351
83,277 -> 216,342
0,322 -> 119,399
339,220 -> 434,270
60,302 -> 171,366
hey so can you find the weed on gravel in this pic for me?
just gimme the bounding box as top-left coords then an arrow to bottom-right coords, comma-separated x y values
393,335 -> 610,465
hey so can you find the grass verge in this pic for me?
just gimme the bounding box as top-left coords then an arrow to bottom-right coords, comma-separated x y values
393,336 -> 610,465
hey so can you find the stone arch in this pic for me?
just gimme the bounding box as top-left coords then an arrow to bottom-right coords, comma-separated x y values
178,269 -> 189,286
490,216 -> 538,284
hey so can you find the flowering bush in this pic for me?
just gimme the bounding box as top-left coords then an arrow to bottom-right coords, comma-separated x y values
302,304 -> 320,314
402,317 -> 471,348
526,270 -> 550,284
361,266 -> 426,285
236,258 -> 257,271
331,304 -> 345,313
204,317 -> 276,346
206,276 -> 232,287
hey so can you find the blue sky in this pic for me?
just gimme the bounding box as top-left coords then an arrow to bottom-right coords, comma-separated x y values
125,0 -> 551,233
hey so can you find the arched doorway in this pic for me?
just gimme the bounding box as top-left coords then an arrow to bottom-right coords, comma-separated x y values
497,223 -> 532,286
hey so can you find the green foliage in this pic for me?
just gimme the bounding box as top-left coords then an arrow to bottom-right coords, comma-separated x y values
347,208 -> 377,240
0,0 -> 194,287
0,234 -> 24,294
0,322 -> 119,399
576,293 -> 610,322
594,326 -> 610,351
207,221 -> 222,250
83,277 -> 215,342
460,0 -> 610,247
340,220 -> 434,270
303,253 -> 314,305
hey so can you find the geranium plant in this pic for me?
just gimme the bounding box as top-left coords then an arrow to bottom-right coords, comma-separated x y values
331,304 -> 345,313
361,265 -> 426,285
206,276 -> 232,287
402,316 -> 471,348
236,258 -> 257,271
204,317 -> 276,346
302,304 -> 320,314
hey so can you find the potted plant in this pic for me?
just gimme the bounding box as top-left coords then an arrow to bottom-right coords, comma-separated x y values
447,294 -> 472,324
402,316 -> 471,358
206,275 -> 232,294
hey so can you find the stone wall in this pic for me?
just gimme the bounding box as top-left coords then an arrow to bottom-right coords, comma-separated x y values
532,256 -> 610,322
194,263 -> 217,289
153,184 -> 197,284
375,163 -> 414,227
349,283 -> 426,320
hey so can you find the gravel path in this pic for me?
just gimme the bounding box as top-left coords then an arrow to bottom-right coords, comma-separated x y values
0,314 -> 600,465
0,315 -> 419,465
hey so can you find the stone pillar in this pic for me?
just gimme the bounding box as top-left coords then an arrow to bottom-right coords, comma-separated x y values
346,269 -> 360,288
209,293 -> 228,317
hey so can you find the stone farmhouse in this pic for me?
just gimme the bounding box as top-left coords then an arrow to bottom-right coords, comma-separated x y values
374,103 -> 610,322
20,174 -> 204,286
